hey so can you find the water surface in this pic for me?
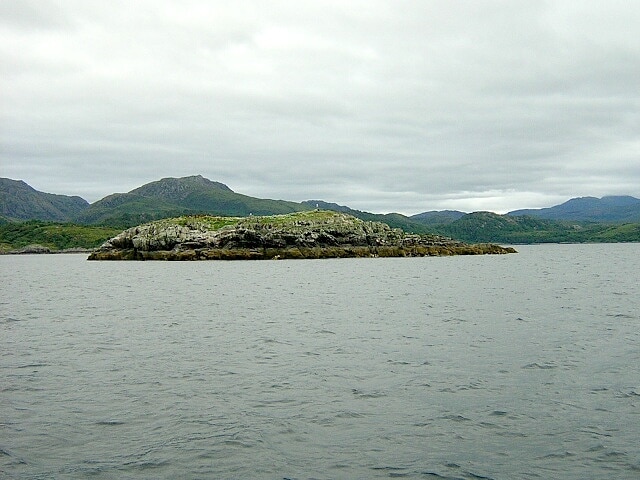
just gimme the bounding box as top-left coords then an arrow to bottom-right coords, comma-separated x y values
1,244 -> 639,479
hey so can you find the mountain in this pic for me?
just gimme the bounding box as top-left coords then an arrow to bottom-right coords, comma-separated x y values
508,196 -> 640,222
0,178 -> 89,222
74,175 -> 310,227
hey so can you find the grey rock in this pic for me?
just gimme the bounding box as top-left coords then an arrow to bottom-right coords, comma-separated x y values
10,244 -> 51,254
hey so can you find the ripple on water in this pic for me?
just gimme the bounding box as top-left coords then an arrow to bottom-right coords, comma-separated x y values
2,246 -> 640,479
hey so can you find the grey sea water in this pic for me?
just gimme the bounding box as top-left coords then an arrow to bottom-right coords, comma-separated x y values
1,244 -> 639,479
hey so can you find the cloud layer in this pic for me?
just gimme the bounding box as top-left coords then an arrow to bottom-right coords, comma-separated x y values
2,0 -> 639,213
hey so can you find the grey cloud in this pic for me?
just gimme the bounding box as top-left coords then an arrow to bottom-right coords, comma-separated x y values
1,0 -> 639,214
0,0 -> 72,31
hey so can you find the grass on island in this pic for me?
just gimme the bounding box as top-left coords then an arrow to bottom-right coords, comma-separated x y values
166,210 -> 362,231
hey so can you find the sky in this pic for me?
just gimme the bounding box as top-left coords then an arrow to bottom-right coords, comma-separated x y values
1,0 -> 639,214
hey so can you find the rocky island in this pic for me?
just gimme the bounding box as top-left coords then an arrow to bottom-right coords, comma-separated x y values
88,210 -> 516,260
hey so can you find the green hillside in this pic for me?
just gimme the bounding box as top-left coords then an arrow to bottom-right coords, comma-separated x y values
0,221 -> 121,252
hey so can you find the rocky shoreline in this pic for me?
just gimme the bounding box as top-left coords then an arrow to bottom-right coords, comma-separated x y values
88,211 -> 516,260
4,244 -> 94,255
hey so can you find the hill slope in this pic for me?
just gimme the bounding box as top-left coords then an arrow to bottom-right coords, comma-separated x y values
0,178 -> 89,222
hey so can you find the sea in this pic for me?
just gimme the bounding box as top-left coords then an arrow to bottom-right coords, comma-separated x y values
1,244 -> 639,480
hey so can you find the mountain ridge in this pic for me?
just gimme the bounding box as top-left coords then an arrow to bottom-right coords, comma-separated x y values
1,176 -> 640,245
3,175 -> 639,223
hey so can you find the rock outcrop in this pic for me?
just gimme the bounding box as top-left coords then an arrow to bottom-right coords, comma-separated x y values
9,244 -> 51,254
88,211 -> 516,260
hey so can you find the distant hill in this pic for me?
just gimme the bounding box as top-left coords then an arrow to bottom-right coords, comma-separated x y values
508,196 -> 640,222
0,178 -> 89,222
2,176 -> 639,243
432,211 -> 640,244
74,175 -> 310,227
405,195 -> 640,242
410,210 -> 466,225
436,212 -> 569,243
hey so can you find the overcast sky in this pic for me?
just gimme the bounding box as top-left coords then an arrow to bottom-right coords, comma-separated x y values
1,0 -> 639,214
